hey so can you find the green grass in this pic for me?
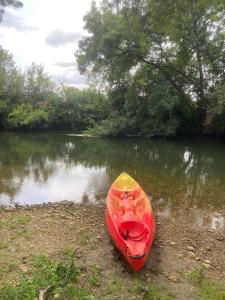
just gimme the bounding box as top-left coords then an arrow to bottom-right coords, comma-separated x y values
106,278 -> 123,296
89,264 -> 101,286
9,216 -> 31,229
0,262 -> 17,276
186,269 -> 204,285
0,243 -> 8,250
0,250 -> 95,300
79,234 -> 89,246
134,284 -> 175,300
186,270 -> 225,300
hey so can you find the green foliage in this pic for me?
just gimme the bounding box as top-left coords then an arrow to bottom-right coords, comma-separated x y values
205,84 -> 225,136
7,103 -> 49,129
186,270 -> 225,300
48,86 -> 109,131
0,48 -> 108,132
77,0 -> 225,137
0,251 -> 81,300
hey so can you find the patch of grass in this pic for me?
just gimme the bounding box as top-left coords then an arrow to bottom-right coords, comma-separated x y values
9,216 -> 31,229
134,284 -> 175,300
106,278 -> 123,295
0,243 -> 8,250
0,262 -> 17,275
186,270 -> 225,300
0,249 -> 95,300
0,219 -> 7,229
89,264 -> 101,286
79,234 -> 89,246
58,284 -> 96,299
186,269 -> 204,285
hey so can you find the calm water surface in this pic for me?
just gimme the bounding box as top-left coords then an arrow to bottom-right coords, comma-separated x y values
0,133 -> 224,229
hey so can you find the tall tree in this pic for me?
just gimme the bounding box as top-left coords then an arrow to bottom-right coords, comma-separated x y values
77,0 -> 225,135
0,46 -> 23,128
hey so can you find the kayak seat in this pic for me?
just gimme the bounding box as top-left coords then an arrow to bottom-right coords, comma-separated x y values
119,220 -> 148,242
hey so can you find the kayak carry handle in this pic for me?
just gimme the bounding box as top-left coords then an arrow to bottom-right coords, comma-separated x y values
129,254 -> 146,260
121,192 -> 135,201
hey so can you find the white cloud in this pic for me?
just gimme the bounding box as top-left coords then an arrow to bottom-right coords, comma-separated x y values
0,0 -> 99,88
46,29 -> 82,47
1,9 -> 37,31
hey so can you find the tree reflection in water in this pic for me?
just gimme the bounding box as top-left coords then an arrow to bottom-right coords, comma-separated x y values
0,133 -> 225,212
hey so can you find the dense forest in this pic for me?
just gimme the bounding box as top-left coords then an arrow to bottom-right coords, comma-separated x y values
1,0 -> 225,137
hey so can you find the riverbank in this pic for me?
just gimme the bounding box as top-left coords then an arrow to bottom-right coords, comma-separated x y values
0,202 -> 224,299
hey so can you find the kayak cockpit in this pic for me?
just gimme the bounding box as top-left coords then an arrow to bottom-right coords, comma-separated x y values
119,220 -> 148,242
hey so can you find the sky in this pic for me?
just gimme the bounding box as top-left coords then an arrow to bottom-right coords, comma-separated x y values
0,0 -> 99,88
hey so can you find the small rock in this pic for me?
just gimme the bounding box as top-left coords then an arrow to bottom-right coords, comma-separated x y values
203,263 -> 211,269
187,245 -> 195,252
170,241 -> 177,246
18,264 -> 28,273
4,207 -> 14,212
156,222 -> 161,225
215,235 -> 224,241
177,253 -> 183,258
139,286 -> 149,293
195,256 -> 200,261
204,259 -> 212,264
168,275 -> 178,283
188,251 -> 196,258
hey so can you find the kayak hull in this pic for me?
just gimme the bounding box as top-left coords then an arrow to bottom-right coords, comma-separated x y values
105,173 -> 155,272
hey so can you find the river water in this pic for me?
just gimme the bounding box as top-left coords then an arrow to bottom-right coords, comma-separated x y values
0,132 -> 224,230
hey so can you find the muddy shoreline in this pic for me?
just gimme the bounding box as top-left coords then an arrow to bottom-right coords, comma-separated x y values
0,202 -> 224,299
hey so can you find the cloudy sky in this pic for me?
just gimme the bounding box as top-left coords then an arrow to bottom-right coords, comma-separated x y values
0,0 -> 99,88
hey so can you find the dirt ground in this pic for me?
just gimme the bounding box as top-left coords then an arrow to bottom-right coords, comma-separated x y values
0,202 -> 224,299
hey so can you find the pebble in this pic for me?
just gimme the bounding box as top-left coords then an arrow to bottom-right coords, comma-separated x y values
187,245 -> 195,252
97,235 -> 103,241
170,241 -> 177,246
203,263 -> 211,269
215,235 -> 224,241
18,264 -> 28,273
204,259 -> 212,264
177,253 -> 184,258
188,251 -> 196,258
60,213 -> 66,218
168,275 -> 178,283
195,256 -> 200,261
156,222 -> 161,225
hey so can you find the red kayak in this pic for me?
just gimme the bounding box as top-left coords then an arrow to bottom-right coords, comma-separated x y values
105,173 -> 155,272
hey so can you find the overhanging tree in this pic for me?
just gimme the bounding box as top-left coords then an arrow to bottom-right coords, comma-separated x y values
0,0 -> 23,21
76,0 -> 225,136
